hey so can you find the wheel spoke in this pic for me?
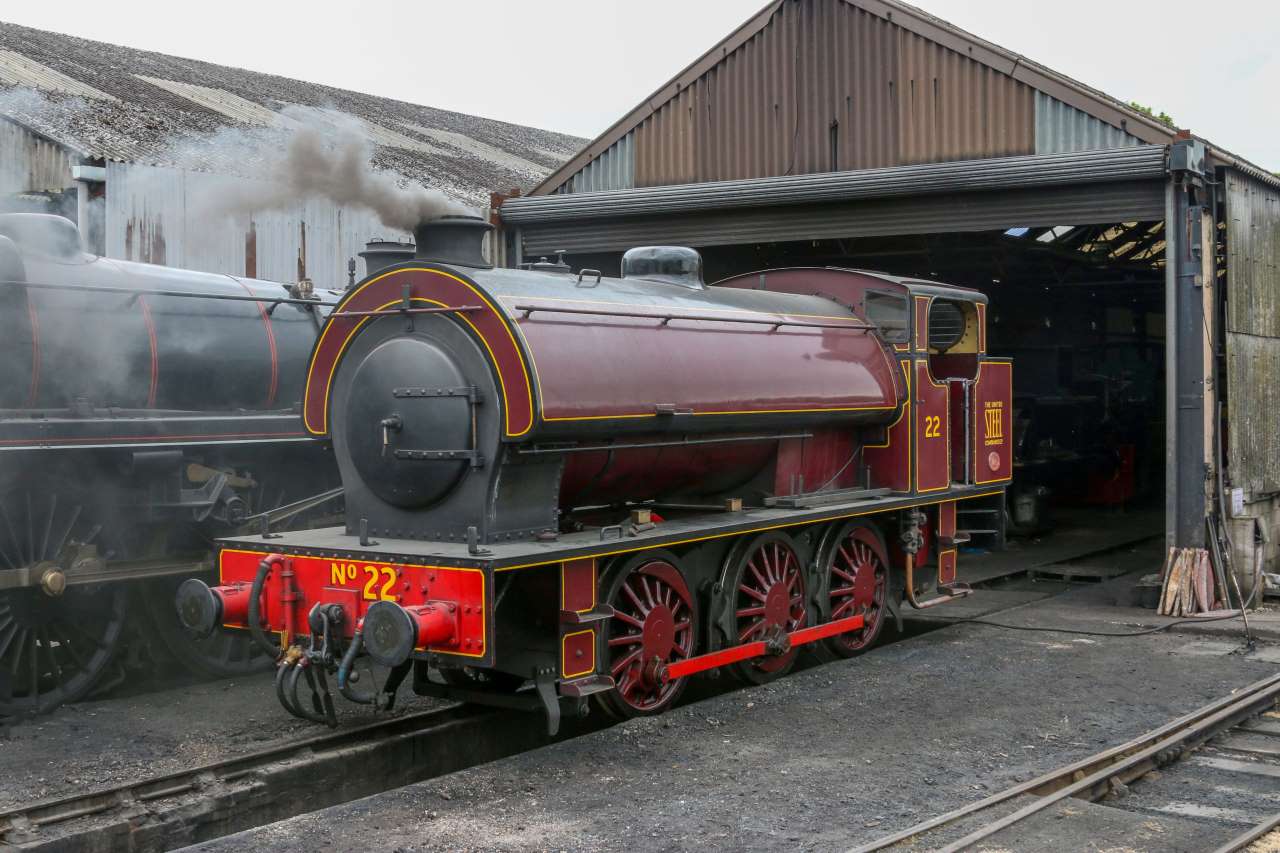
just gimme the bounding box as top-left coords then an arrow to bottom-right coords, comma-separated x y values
735,605 -> 765,619
738,583 -> 767,603
623,580 -> 649,615
831,598 -> 855,619
613,610 -> 644,629
611,647 -> 642,677
608,632 -> 642,648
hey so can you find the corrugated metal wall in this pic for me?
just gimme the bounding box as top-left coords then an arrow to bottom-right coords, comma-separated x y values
1224,168 -> 1280,496
624,0 -> 1034,188
104,161 -> 406,287
1034,92 -> 1141,154
548,0 -> 1151,195
556,134 -> 634,194
0,118 -> 73,194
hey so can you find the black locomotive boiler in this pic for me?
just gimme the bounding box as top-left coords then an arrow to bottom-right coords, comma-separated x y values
0,213 -> 343,715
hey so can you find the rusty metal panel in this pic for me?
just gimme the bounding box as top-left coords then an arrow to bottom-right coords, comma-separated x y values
1226,334 -> 1280,496
104,161 -> 405,288
1225,170 -> 1280,338
0,118 -> 73,194
1224,168 -> 1280,496
620,0 -> 1034,189
1035,92 -> 1142,154
893,27 -> 1033,165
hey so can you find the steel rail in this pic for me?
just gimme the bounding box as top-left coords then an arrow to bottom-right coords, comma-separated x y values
1210,811 -> 1280,853
0,703 -> 483,842
848,669 -> 1280,853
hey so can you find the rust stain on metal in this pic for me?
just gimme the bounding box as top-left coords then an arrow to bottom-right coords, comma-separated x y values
297,220 -> 307,281
245,221 -> 257,279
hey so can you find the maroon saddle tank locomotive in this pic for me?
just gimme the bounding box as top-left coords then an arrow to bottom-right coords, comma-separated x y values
182,214 -> 1011,730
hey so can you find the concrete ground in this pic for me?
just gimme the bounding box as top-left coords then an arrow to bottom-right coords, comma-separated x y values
187,574 -> 1280,853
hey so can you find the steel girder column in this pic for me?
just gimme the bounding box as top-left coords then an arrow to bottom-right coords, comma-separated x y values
1165,139 -> 1211,549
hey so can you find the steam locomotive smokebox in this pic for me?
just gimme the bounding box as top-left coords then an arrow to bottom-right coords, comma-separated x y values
413,215 -> 493,268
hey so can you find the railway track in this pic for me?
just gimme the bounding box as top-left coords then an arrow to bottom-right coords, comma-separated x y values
852,670 -> 1280,852
0,702 -> 567,853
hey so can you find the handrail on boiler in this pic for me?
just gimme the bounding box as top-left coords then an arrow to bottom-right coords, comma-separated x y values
511,303 -> 873,332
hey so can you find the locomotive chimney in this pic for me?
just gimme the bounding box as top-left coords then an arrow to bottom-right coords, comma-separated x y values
359,238 -> 416,278
413,214 -> 493,269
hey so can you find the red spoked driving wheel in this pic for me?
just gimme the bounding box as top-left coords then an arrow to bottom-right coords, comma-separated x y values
598,551 -> 696,718
820,521 -> 890,659
725,532 -> 807,684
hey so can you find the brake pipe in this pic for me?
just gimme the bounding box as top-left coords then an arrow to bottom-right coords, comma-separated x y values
248,554 -> 286,657
337,624 -> 376,705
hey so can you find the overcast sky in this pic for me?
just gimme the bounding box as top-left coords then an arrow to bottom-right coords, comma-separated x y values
3,0 -> 1276,169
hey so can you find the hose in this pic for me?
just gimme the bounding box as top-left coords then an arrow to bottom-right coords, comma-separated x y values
336,629 -> 376,705
276,660 -> 305,720
943,609 -> 1250,638
287,663 -> 329,725
248,555 -> 283,658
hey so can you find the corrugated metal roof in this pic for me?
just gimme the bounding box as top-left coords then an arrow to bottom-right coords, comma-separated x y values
0,21 -> 584,207
136,76 -> 282,127
531,0 -> 1273,197
0,48 -> 115,102
503,145 -> 1168,224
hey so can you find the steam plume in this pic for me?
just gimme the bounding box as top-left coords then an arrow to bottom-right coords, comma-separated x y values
201,107 -> 473,231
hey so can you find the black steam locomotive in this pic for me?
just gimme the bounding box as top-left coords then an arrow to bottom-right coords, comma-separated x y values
0,213 -> 343,715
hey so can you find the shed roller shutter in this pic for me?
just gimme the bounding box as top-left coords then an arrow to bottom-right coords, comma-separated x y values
505,146 -> 1167,223
518,180 -> 1166,255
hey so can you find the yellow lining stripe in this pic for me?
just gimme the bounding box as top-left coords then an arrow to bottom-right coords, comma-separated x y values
561,628 -> 596,679
559,559 -> 597,613
305,268 -> 534,437
492,490 -> 1005,573
915,359 -> 952,494
974,360 -> 1014,486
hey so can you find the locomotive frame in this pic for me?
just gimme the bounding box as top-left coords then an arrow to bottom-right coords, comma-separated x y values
199,220 -> 1012,733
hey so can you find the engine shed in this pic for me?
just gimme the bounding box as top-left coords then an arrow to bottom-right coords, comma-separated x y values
496,0 -> 1280,596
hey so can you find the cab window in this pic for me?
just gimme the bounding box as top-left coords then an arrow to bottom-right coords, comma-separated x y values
864,291 -> 909,344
